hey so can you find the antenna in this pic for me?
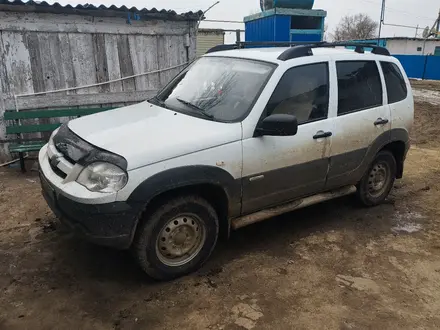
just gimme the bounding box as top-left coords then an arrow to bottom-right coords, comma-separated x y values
423,26 -> 430,38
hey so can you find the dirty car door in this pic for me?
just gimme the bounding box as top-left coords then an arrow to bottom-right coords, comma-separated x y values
242,62 -> 332,214
326,60 -> 391,189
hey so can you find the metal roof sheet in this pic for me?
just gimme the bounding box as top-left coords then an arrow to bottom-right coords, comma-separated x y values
0,0 -> 203,21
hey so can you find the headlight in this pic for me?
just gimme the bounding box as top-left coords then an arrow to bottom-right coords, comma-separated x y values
76,162 -> 128,193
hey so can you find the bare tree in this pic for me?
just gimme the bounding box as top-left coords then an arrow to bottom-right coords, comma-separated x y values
332,14 -> 378,41
323,24 -> 329,41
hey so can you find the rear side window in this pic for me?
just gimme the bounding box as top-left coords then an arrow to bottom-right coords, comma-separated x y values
336,61 -> 383,115
266,62 -> 329,125
381,62 -> 407,104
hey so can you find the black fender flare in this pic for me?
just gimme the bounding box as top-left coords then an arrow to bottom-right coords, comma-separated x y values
127,165 -> 242,219
326,128 -> 409,188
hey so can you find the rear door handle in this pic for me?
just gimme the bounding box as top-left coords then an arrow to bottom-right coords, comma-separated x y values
374,118 -> 389,126
313,131 -> 332,139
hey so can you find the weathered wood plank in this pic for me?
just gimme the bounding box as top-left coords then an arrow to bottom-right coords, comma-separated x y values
175,35 -> 188,78
128,35 -> 163,91
36,32 -> 68,139
93,33 -> 110,93
38,33 -> 64,92
25,32 -> 45,94
157,35 -> 185,87
1,31 -> 34,97
56,32 -> 78,122
57,33 -> 76,91
104,34 -> 123,93
104,34 -> 124,107
156,36 -> 168,88
0,32 -> 8,161
128,35 -> 148,91
68,33 -> 98,94
117,35 -> 135,92
1,31 -> 36,145
144,36 -> 161,90
22,31 -> 46,140
4,91 -> 158,110
0,12 -> 191,36
0,32 -> 11,97
188,26 -> 198,61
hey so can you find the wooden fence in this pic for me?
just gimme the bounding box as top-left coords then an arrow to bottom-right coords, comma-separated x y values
0,9 -> 197,161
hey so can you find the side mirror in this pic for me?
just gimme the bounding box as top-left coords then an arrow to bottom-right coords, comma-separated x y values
255,114 -> 298,137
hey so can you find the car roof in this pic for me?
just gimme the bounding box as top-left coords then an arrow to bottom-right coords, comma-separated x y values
204,47 -> 394,64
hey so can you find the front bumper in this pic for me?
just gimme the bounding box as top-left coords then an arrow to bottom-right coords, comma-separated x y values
40,170 -> 140,249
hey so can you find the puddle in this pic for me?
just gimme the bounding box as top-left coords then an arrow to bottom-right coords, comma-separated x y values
391,211 -> 425,234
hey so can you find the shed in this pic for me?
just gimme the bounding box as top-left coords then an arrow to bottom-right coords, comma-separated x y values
244,7 -> 327,43
0,0 -> 202,161
197,29 -> 225,57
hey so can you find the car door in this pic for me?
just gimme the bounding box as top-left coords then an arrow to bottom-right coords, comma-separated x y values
242,62 -> 333,214
326,60 -> 391,189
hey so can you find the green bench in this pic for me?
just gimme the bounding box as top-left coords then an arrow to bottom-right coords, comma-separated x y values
4,107 -> 115,172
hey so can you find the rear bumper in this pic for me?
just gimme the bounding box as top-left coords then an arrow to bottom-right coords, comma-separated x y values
40,171 -> 140,249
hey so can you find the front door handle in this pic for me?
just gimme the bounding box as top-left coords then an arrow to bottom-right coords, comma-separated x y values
374,118 -> 389,126
313,131 -> 332,139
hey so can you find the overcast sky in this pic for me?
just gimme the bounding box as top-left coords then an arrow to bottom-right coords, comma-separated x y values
58,0 -> 439,40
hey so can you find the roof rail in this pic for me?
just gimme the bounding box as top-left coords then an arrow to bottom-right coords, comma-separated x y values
205,44 -> 237,54
205,41 -> 391,60
277,42 -> 390,60
318,42 -> 391,56
205,41 -> 323,54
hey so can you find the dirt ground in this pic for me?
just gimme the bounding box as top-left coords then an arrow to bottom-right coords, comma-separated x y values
1,81 -> 440,330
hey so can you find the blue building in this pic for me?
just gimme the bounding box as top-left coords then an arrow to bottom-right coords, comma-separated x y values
245,0 -> 327,43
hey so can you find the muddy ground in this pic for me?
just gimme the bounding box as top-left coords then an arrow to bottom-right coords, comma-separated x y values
1,81 -> 440,330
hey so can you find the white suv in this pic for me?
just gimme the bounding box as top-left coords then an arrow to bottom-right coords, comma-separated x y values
39,43 -> 413,280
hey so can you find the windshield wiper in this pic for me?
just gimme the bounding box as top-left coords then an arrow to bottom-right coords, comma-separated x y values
176,97 -> 214,119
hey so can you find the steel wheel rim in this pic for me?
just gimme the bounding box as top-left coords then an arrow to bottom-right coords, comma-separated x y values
367,161 -> 390,198
156,214 -> 206,267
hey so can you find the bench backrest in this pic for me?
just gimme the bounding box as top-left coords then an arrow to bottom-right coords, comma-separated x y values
4,107 -> 115,135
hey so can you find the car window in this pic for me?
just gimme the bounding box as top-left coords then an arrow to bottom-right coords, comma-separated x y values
156,57 -> 275,122
265,63 -> 329,125
381,62 -> 407,104
336,61 -> 383,116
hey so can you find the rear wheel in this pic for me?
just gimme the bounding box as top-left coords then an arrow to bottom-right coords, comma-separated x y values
357,150 -> 396,206
133,195 -> 219,280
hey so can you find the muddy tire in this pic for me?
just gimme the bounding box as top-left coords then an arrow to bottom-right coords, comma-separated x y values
357,150 -> 397,206
133,195 -> 219,281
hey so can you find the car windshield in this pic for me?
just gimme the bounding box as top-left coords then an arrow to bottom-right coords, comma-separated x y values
154,57 -> 275,122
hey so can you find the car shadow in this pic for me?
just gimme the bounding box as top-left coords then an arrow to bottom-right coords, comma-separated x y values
47,194 -> 395,287
208,195 -> 395,270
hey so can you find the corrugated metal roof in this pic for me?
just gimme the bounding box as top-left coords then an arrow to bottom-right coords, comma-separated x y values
199,28 -> 226,34
0,0 -> 203,21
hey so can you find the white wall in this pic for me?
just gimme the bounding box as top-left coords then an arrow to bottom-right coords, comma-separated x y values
387,39 -> 440,55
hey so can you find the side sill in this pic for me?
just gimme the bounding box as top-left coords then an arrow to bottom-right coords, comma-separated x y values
232,185 -> 357,230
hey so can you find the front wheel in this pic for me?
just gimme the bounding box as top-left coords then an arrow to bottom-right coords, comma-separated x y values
357,150 -> 396,206
133,195 -> 219,280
